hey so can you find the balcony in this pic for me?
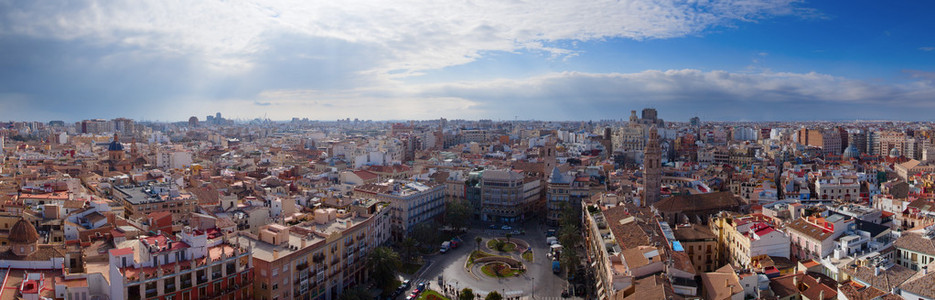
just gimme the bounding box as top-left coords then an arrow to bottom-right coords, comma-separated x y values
296,262 -> 309,271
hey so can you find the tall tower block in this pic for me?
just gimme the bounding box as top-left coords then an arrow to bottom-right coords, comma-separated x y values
643,126 -> 662,207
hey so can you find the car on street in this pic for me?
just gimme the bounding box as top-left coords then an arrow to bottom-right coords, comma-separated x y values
488,224 -> 497,229
401,279 -> 411,289
501,225 -> 512,230
510,229 -> 523,235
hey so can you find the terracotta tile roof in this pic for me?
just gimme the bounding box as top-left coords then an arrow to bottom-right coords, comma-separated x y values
700,264 -> 743,300
672,224 -> 716,241
353,170 -> 378,181
894,232 -> 935,255
602,205 -> 650,249
653,191 -> 744,212
899,270 -> 935,299
836,281 -> 885,300
623,274 -> 668,299
785,218 -> 833,241
840,264 -> 914,292
768,272 -> 836,300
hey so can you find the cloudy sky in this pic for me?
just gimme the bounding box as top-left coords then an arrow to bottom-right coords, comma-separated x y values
1,0 -> 933,122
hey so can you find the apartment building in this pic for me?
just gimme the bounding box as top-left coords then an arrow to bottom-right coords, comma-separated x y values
785,214 -> 851,261
353,180 -> 443,239
894,227 -> 935,271
113,183 -> 197,218
545,168 -> 589,226
238,201 -> 390,300
814,176 -> 860,202
710,215 -> 790,268
672,224 -> 719,273
108,227 -> 254,300
479,169 -> 541,223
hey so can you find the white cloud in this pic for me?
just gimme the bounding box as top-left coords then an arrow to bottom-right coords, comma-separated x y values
239,69 -> 935,121
475,69 -> 934,103
0,0 -> 809,74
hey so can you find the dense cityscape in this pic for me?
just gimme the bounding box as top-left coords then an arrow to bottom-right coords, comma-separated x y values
0,111 -> 934,300
3,0 -> 935,299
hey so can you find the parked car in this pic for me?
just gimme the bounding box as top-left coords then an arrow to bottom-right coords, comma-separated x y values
401,279 -> 411,289
441,241 -> 452,253
501,225 -> 512,230
488,224 -> 497,229
510,230 -> 523,235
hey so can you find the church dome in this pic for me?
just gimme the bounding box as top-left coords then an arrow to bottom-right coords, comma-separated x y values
889,147 -> 900,158
9,218 -> 39,244
108,134 -> 124,152
842,145 -> 860,160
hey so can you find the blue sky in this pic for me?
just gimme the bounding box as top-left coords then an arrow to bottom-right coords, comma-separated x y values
0,0 -> 933,122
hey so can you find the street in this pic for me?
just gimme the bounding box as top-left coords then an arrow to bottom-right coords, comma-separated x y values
397,220 -> 581,299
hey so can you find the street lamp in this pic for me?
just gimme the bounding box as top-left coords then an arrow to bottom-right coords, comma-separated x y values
530,277 -> 535,299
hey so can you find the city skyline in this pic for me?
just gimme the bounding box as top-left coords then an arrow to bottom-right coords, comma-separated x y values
1,1 -> 934,122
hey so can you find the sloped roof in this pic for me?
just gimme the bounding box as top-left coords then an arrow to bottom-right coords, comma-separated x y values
653,191 -> 743,212
785,218 -> 833,242
894,232 -> 935,255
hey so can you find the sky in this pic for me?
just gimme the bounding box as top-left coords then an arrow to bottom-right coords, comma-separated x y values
0,0 -> 934,122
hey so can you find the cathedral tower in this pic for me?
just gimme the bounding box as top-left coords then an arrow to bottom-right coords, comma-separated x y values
643,126 -> 662,207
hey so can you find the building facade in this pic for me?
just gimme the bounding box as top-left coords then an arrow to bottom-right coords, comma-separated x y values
239,201 -> 390,300
108,227 -> 254,300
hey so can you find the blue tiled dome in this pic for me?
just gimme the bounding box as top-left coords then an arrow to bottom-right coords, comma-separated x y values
109,134 -> 124,151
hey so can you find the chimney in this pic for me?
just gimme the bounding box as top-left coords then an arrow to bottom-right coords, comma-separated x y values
874,266 -> 880,276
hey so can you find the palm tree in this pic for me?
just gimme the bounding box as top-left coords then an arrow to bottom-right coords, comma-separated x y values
475,236 -> 482,251
367,246 -> 401,294
505,232 -> 512,243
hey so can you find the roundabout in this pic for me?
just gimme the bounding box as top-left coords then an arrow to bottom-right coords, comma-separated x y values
415,224 -> 571,299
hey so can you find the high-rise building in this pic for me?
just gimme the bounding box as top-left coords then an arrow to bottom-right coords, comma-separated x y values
643,126 -> 662,207
795,128 -> 841,157
113,118 -> 135,136
641,108 -> 658,122
848,130 -> 869,154
690,116 -> 700,126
